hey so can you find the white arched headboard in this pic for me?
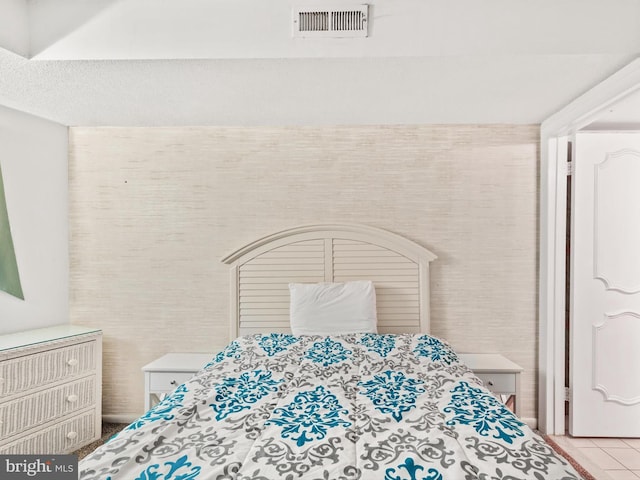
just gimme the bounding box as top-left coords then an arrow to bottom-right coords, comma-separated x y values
222,224 -> 437,338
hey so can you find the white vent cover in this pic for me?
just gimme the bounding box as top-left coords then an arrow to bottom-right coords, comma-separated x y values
293,4 -> 368,38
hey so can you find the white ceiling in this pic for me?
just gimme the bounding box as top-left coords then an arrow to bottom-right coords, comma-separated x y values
1,0 -> 639,127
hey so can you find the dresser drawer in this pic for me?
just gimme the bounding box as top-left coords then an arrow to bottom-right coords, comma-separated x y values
0,409 -> 97,454
0,341 -> 97,397
149,371 -> 194,392
476,373 -> 516,394
0,376 -> 95,440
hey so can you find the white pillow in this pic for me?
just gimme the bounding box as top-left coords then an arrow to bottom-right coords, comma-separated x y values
289,280 -> 377,335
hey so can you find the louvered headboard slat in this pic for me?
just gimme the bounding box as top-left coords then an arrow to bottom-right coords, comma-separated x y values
222,224 -> 436,339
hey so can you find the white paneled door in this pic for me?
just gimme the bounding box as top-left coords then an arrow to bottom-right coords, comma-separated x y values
570,132 -> 640,437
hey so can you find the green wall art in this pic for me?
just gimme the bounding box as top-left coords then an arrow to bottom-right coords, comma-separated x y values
0,162 -> 23,300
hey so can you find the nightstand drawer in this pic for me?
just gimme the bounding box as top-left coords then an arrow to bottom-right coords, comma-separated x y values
148,371 -> 194,392
143,353 -> 212,411
476,373 -> 516,393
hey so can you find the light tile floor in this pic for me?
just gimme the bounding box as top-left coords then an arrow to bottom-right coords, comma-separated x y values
550,435 -> 640,480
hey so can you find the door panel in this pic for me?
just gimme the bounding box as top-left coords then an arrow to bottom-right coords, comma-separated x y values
570,132 -> 640,437
593,312 -> 640,405
594,150 -> 640,292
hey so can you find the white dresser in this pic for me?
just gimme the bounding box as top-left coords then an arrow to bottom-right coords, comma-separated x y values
0,325 -> 102,454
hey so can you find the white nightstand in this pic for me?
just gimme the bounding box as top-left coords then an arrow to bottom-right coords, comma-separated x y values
141,353 -> 213,411
458,353 -> 524,415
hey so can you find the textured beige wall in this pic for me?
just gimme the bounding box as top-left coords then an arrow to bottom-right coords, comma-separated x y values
69,125 -> 539,420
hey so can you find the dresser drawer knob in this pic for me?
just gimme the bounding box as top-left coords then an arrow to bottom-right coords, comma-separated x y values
488,381 -> 494,386
66,431 -> 78,440
170,380 -> 178,386
67,358 -> 79,367
66,394 -> 79,403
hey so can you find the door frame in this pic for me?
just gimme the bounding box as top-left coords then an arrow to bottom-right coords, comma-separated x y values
539,57 -> 640,434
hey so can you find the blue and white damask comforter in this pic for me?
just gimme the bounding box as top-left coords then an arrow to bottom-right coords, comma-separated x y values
80,334 -> 583,480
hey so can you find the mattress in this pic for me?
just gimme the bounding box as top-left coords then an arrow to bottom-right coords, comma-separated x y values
79,333 -> 583,479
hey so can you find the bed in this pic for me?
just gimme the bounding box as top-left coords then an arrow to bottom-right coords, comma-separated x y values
79,224 -> 584,480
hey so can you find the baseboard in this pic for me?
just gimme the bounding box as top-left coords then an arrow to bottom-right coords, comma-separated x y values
102,413 -> 138,424
523,417 -> 537,430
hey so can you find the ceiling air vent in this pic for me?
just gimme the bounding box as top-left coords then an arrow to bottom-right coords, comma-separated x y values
293,4 -> 368,38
